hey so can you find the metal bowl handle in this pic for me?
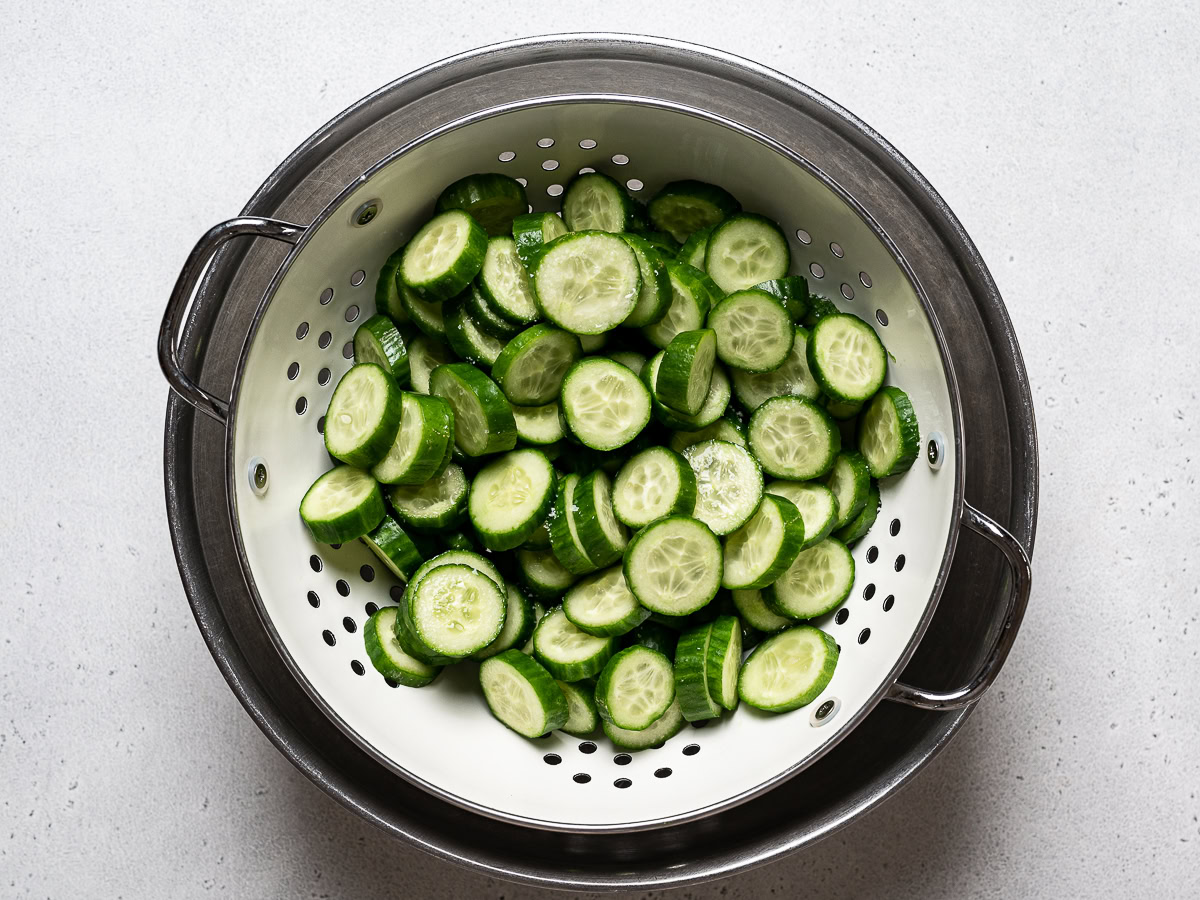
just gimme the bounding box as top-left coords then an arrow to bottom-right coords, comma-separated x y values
887,501 -> 1032,711
158,217 -> 306,423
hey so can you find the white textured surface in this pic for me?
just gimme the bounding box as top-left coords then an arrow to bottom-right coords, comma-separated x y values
1,1 -> 1197,898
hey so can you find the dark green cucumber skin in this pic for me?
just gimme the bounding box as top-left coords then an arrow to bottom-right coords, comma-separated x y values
387,470 -> 469,533
561,172 -> 635,232
676,225 -> 715,270
465,284 -> 522,339
401,212 -> 489,302
704,213 -> 790,292
835,481 -> 881,545
704,615 -> 741,711
562,567 -> 650,637
656,329 -> 716,415
557,679 -> 600,736
754,276 -> 809,323
707,290 -> 794,373
400,285 -> 447,339
355,314 -> 410,385
571,471 -> 624,567
511,212 -> 562,270
803,294 -> 841,329
517,548 -> 576,602
363,609 -> 439,687
648,180 -> 741,242
619,234 -> 673,328
622,620 -> 679,658
429,363 -> 517,457
362,514 -> 424,581
476,236 -> 541,325
643,261 -> 722,350
673,622 -> 721,722
806,314 -> 887,404
548,475 -> 598,576
595,646 -> 675,730
480,649 -> 570,736
442,294 -> 503,367
324,363 -> 404,468
825,450 -> 871,529
532,607 -> 617,681
637,230 -> 681,256
471,451 -> 556,552
436,173 -> 528,236
861,386 -> 921,477
763,538 -> 855,621
373,392 -> 455,486
738,625 -> 839,713
398,563 -> 505,664
375,247 -> 410,323
473,586 -> 537,659
300,467 -> 386,544
725,494 -> 807,590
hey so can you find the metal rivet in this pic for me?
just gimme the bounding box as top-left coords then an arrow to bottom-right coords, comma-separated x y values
351,200 -> 380,227
927,432 -> 945,469
247,457 -> 269,495
811,697 -> 841,726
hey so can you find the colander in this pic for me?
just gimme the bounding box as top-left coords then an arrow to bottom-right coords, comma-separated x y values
159,33 -> 1036,881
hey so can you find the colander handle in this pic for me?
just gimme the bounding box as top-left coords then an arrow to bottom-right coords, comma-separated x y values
159,217 -> 306,423
887,501 -> 1032,711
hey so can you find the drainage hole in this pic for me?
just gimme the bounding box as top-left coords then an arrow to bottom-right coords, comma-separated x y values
579,138 -> 597,149
295,396 -> 307,415
809,262 -> 825,279
547,184 -> 563,197
360,564 -> 375,583
350,271 -> 365,287
890,518 -> 901,536
384,677 -> 399,688
389,585 -> 405,603
296,322 -> 309,340
364,602 -> 378,616
498,150 -> 515,162
614,778 -> 632,789
541,159 -> 559,171
895,554 -> 906,572
543,753 -> 561,766
316,415 -> 325,435
342,341 -> 354,359
866,546 -> 879,563
287,361 -> 300,380
330,543 -> 342,550
858,628 -> 872,644
336,579 -> 350,597
321,630 -> 336,646
317,330 -> 332,349
859,271 -> 873,288
613,753 -> 632,766
830,241 -> 844,258
573,773 -> 591,784
350,659 -> 365,676
835,608 -> 849,625
682,744 -> 700,756
883,595 -> 895,612
579,741 -> 597,754
345,305 -> 360,322
654,768 -> 672,779
795,229 -> 811,244
342,616 -> 357,634
626,178 -> 643,192
318,367 -> 331,386
306,590 -> 320,608
611,154 -> 629,165
876,308 -> 889,326
309,555 -> 322,572
863,583 -> 876,600
319,288 -> 334,305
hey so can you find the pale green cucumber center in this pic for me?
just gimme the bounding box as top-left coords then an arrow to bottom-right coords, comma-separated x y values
567,567 -> 636,627
768,482 -> 836,539
538,237 -> 638,331
564,366 -> 646,441
637,524 -> 713,604
743,629 -> 825,705
375,396 -> 423,474
818,319 -> 884,396
608,653 -> 673,724
472,452 -> 550,531
353,331 -> 389,368
776,542 -> 846,612
439,378 -> 489,455
327,368 -> 387,449
483,239 -> 538,319
512,402 -> 562,443
388,464 -> 465,517
482,661 -> 544,735
406,214 -> 471,282
714,297 -> 789,365
508,338 -> 578,404
685,337 -> 717,412
684,442 -> 760,533
860,396 -> 900,473
537,609 -> 610,663
752,403 -> 829,473
724,501 -> 784,584
647,273 -> 705,345
408,337 -> 454,394
733,589 -> 792,632
731,329 -> 820,410
616,451 -> 679,520
303,466 -> 376,518
566,180 -> 624,231
413,567 -> 504,654
519,549 -> 574,589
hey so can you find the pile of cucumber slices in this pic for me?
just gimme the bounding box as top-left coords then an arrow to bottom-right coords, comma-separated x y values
299,170 -> 921,750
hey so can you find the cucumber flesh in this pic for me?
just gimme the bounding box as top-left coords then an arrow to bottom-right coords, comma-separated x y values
324,363 -> 403,468
436,173 -> 528,236
387,463 -> 470,532
807,314 -> 888,404
300,465 -> 385,544
704,615 -> 742,711
748,396 -> 840,480
363,607 -> 440,687
681,439 -> 764,536
557,679 -> 600,735
405,563 -> 507,659
765,480 -> 840,549
858,386 -> 921,478
354,314 -> 410,385
532,605 -> 617,681
612,446 -> 697,528
623,515 -> 723,615
706,289 -> 794,373
468,449 -> 556,551
563,565 -> 649,637
473,584 -> 537,660
596,646 -> 676,731
479,649 -> 569,738
764,538 -> 855,620
562,172 -> 633,233
721,493 -> 805,590
732,588 -> 792,633
603,697 -> 685,750
400,210 -> 488,301
560,357 -> 652,451
738,625 -> 838,712
704,213 -> 790,294
534,232 -> 641,334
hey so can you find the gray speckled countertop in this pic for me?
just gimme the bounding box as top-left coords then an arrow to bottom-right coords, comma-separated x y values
2,1 -> 1198,897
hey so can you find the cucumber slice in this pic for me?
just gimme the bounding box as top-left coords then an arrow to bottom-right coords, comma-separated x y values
637,230 -> 681,257
473,584 -> 538,660
707,289 -> 794,373
578,332 -> 608,353
648,180 -> 741,243
468,449 -> 556,551
563,565 -> 649,637
596,646 -> 675,731
464,283 -> 522,339
375,247 -> 410,324
354,314 -> 410,384
803,294 -> 841,328
807,314 -> 888,404
731,588 -> 792,633
400,283 -> 447,338
516,546 -> 578,601
532,605 -> 617,681
704,615 -> 742,711
643,261 -> 719,349
730,325 -> 821,411
823,396 -> 863,421
477,236 -> 540,324
407,548 -> 505,594
360,514 -> 424,582
440,529 -> 478,552
623,515 -> 722,615
677,225 -> 714,271
401,563 -> 507,660
521,512 -> 553,549
858,386 -> 921,478
668,416 -> 746,454
721,493 -> 805,590
643,352 -> 732,430
400,210 -> 489,301
548,474 -> 598,576
673,622 -> 722,722
429,363 -> 517,457
363,607 -> 440,687
835,480 -> 880,545
534,231 -> 641,334
436,173 -> 528,236
610,349 -> 648,374
763,538 -> 855,620
824,450 -> 871,529
387,463 -> 469,532
572,470 -> 629,567
754,276 -> 809,323
443,293 -> 507,367
324,363 -> 403,467
512,211 -> 568,269
371,392 -> 455,484
656,328 -> 717,415
512,401 -> 564,445
560,357 -> 652,451
479,649 -> 569,738
704,213 -> 790,294
682,440 -> 764,536
618,235 -> 672,327
738,625 -> 838,712
491,325 -> 582,406
557,679 -> 600,735
407,335 -> 455,394
603,697 -> 685,749
622,620 -> 679,657
612,446 -> 697,528
299,465 -> 385,543
749,394 -> 841,481
765,480 -> 840,549
561,172 -> 634,233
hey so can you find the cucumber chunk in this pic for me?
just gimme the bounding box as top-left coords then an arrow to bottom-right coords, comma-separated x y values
516,547 -> 578,601
512,211 -> 568,269
375,247 -> 409,324
363,607 -> 440,687
764,538 -> 855,620
387,463 -> 469,532
765,480 -> 840,549
361,514 -> 425,582
402,563 -> 507,660
477,236 -> 540,324
807,314 -> 888,404
400,210 -> 489,301
704,213 -> 790,294
738,625 -> 838,712
548,474 -> 598,576
571,470 -> 629,567
681,439 -> 764,536
707,289 -> 794,373
512,401 -> 564,445
371,392 -> 455,485
704,615 -> 742,711
618,234 -> 672,327
643,352 -> 732,431
643,261 -> 720,349
436,173 -> 528,236
532,605 -> 618,681
491,325 -> 582,406
479,649 -> 569,738
560,357 -> 652,451
731,588 -> 792,633
400,283 -> 447,338
858,386 -> 921,478
429,363 -> 517,457
596,646 -> 676,731
473,584 -> 538,660
468,449 -> 556,551
656,328 -> 717,415
603,697 -> 685,750
667,416 -> 746,454
730,325 -> 821,411
563,565 -> 649,637
673,622 -> 722,722
557,679 -> 600,735
300,465 -> 385,543
835,480 -> 881,545
562,172 -> 635,233
443,294 -> 507,367
612,446 -> 697,528
721,493 -> 805,590
824,450 -> 871,530
754,275 -> 809,323
407,335 -> 455,394
622,620 -> 680,657
677,225 -> 714,271
324,363 -> 403,467
465,283 -> 522,339
748,396 -> 840,480
648,180 -> 741,243
534,231 -> 641,334
354,314 -> 410,385
623,515 -> 722,615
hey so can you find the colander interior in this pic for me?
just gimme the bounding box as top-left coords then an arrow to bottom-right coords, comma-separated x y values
227,98 -> 960,830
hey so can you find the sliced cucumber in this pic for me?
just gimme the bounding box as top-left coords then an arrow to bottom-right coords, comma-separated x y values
300,465 -> 385,543
407,335 -> 455,394
387,463 -> 469,532
803,294 -> 841,328
516,547 -> 577,601
401,563 -> 507,661
619,234 -> 673,327
532,605 -> 617,681
400,283 -> 447,338
668,415 -> 746,454
673,622 -> 722,722
604,695 -> 684,749
730,325 -> 821,411
429,363 -> 517,457
479,649 -> 569,738
754,275 -> 809,322
623,515 -> 722,615
563,565 -> 649,637
375,247 -> 409,323
560,357 -> 652,451
406,548 -> 505,594
648,180 -> 741,243
354,314 -> 410,385
835,480 -> 880,545
436,173 -> 528,236
557,679 -> 600,735
748,396 -> 840,481
707,289 -> 794,373
738,624 -> 838,712
704,213 -> 790,294
512,401 -> 564,445
721,493 -> 805,590
548,474 -> 598,576
610,349 -> 648,374
612,446 -> 697,528
578,332 -> 608,353
807,314 -> 888,404
682,440 -> 764,536
371,392 -> 455,484
512,211 -> 568,270
643,352 -> 732,430
443,294 -> 507,367
561,172 -> 634,233
823,396 -> 863,421
643,261 -> 719,350
324,363 -> 403,467
400,210 -> 489,301
477,236 -> 540,324
637,230 -> 680,255
465,283 -> 522,339
764,538 -> 855,620
824,450 -> 871,529
704,615 -> 742,711
656,328 -> 717,415
361,514 -> 424,582
491,325 -> 582,406
572,470 -> 629,567
473,584 -> 538,660
677,225 -> 714,271
534,232 -> 641,334
858,386 -> 921,478
765,480 -> 840,549
596,646 -> 675,731
731,588 -> 792,633
468,449 -> 556,551
363,607 -> 439,687
622,620 -> 679,657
